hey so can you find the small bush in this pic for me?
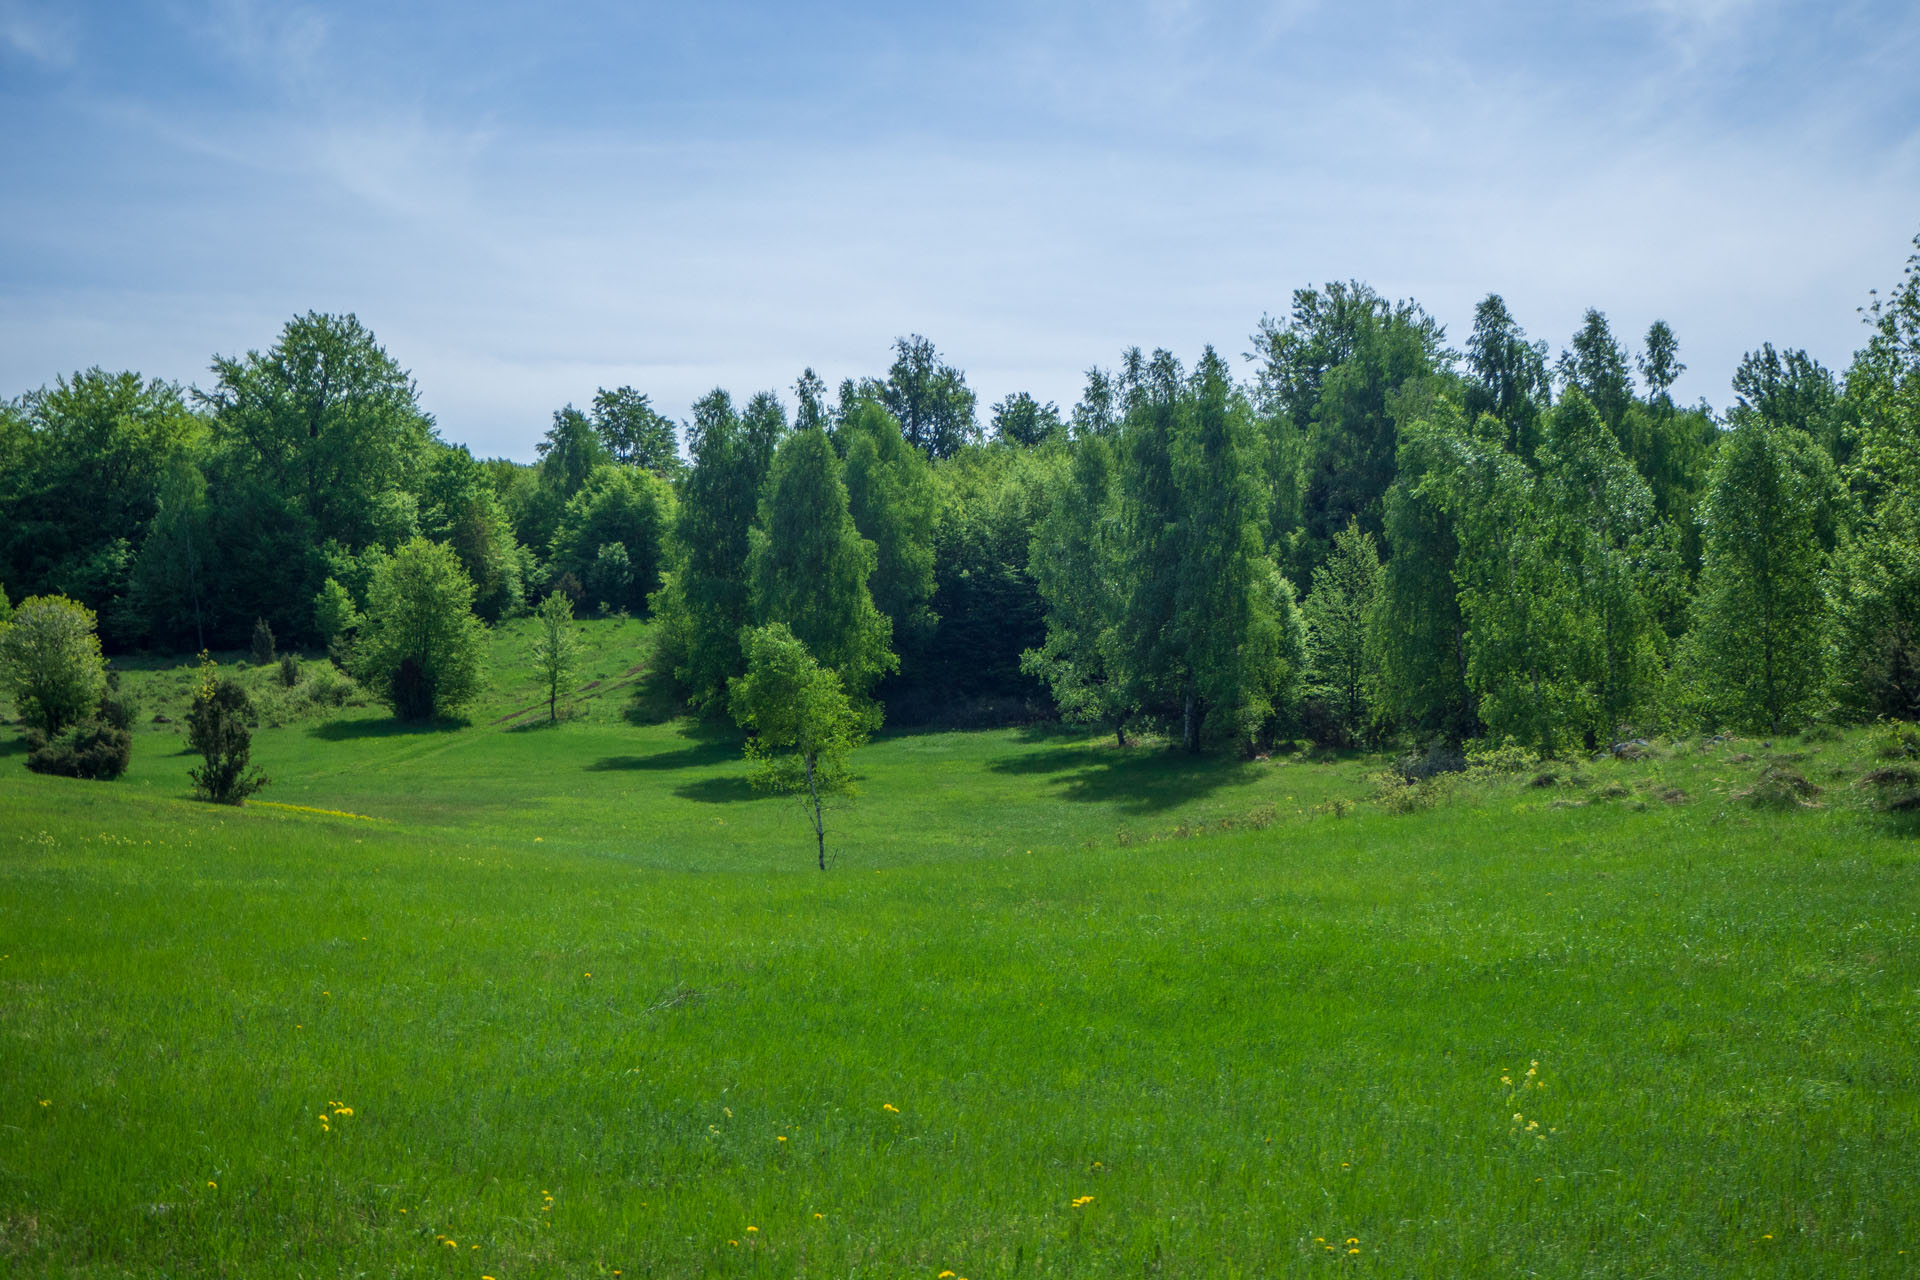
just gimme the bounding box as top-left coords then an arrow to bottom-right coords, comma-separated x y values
1467,741 -> 1541,776
25,718 -> 132,780
279,652 -> 301,687
1872,720 -> 1920,761
251,617 -> 276,666
1858,764 -> 1920,812
188,669 -> 268,805
305,665 -> 359,708
1395,740 -> 1466,783
1735,765 -> 1821,810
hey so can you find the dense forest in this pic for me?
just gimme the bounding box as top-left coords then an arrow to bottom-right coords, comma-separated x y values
4,233 -> 1918,754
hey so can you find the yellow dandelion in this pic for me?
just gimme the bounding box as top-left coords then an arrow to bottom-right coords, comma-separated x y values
813,1212 -> 824,1219
584,972 -> 592,978
777,1135 -> 787,1142
207,1181 -> 217,1188
1349,1247 -> 1361,1255
1762,1234 -> 1772,1240
445,1239 -> 458,1248
883,1103 -> 899,1113
729,1239 -> 739,1247
1500,1076 -> 1512,1086
747,1226 -> 758,1233
724,1107 -> 732,1118
940,1272 -> 957,1279
1315,1238 -> 1325,1243
1346,1238 -> 1358,1244
39,1099 -> 50,1107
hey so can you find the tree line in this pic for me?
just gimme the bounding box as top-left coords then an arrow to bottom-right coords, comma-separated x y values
4,232 -> 1918,755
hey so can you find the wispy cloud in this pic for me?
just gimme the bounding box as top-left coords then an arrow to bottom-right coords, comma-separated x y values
0,0 -> 75,65
2,0 -> 1917,457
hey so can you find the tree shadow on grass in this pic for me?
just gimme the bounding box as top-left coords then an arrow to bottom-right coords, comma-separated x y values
588,737 -> 740,772
673,774 -> 760,804
0,733 -> 27,761
987,741 -> 1261,814
308,715 -> 468,741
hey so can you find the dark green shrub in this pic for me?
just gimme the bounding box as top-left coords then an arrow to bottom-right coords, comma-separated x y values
251,617 -> 276,666
25,718 -> 132,780
188,675 -> 268,805
279,652 -> 300,687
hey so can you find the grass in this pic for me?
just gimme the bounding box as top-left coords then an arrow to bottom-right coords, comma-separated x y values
1,619 -> 1916,1276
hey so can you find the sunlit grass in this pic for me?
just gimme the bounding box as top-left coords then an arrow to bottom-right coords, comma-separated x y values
2,621 -> 1916,1275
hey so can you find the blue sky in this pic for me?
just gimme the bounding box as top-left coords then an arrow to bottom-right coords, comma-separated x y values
3,0 -> 1917,461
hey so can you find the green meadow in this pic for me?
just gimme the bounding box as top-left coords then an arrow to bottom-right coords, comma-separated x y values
3,620 -> 1917,1277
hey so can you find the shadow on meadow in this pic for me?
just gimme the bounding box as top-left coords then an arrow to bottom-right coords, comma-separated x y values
588,737 -> 740,773
307,715 -> 468,741
673,774 -> 759,804
986,739 -> 1261,813
0,733 -> 28,761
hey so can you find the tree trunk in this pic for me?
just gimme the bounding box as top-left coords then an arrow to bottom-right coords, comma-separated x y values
806,753 -> 826,871
1183,691 -> 1198,753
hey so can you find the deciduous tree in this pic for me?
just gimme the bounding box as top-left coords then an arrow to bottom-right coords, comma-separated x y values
730,623 -> 874,870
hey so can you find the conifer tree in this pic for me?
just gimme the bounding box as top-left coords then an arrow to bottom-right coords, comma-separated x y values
1302,519 -> 1382,747
653,390 -> 784,710
1024,432 -> 1132,743
1682,414 -> 1838,732
1373,406 -> 1476,742
1536,388 -> 1666,740
840,400 -> 939,650
747,426 -> 896,698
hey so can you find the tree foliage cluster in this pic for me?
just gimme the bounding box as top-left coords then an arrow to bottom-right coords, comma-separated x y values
8,232 -> 1920,756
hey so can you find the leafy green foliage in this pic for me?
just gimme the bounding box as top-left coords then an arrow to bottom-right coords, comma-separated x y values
1557,308 -> 1634,435
0,594 -> 108,736
250,617 -> 276,666
1,369 -> 202,646
653,390 -> 784,711
199,313 -> 433,554
881,334 -> 978,459
840,401 -> 938,650
1024,433 -> 1132,741
25,714 -> 131,780
1681,415 -> 1840,732
549,465 -> 674,614
418,444 -> 526,622
748,427 -> 895,698
1302,520 -> 1382,746
530,590 -> 582,722
730,622 -> 875,869
186,657 -> 268,804
990,391 -> 1063,446
313,577 -> 360,647
590,385 -> 680,474
352,538 -> 488,721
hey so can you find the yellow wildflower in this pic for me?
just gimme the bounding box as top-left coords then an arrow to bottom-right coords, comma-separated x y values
207,1181 -> 217,1188
883,1103 -> 899,1113
747,1226 -> 758,1233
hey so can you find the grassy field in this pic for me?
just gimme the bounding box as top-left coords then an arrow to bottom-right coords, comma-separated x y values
2,619 -> 1917,1276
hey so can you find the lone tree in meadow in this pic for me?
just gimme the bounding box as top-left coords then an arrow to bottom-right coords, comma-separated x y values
530,589 -> 582,722
352,537 -> 488,721
0,594 -> 108,737
730,623 -> 874,871
187,652 -> 269,805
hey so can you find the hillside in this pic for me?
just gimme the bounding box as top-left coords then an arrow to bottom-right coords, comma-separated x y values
1,621 -> 1916,1276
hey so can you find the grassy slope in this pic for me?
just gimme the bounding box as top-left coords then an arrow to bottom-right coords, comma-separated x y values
1,620 -> 1916,1277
